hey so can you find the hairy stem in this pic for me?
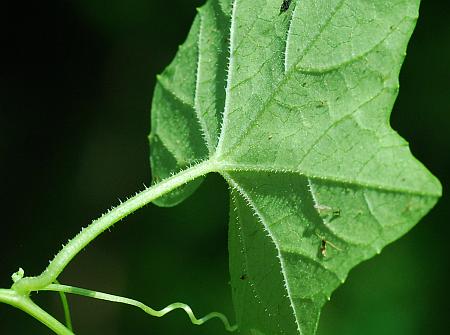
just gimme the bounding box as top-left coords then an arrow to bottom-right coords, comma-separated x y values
0,289 -> 73,335
12,160 -> 214,294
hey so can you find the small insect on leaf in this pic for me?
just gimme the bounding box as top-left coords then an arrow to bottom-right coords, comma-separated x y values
320,239 -> 327,257
240,274 -> 248,280
279,0 -> 292,14
314,204 -> 341,222
316,233 -> 342,258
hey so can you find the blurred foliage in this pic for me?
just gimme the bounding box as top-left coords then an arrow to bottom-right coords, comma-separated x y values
1,1 -> 448,334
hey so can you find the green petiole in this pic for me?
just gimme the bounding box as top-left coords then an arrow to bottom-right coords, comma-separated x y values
0,160 -> 237,334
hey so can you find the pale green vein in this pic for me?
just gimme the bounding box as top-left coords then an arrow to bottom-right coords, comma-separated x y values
216,0 -> 238,155
224,172 -> 303,334
195,8 -> 214,152
217,163 -> 441,198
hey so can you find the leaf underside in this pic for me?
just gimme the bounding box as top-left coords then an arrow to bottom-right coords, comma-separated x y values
149,0 -> 441,334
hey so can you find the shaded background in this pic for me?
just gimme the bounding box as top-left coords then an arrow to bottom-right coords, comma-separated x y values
1,1 -> 448,334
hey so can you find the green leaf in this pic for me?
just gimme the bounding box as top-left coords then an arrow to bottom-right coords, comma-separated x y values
149,0 -> 441,334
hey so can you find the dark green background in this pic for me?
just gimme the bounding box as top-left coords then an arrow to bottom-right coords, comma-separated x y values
1,1 -> 448,334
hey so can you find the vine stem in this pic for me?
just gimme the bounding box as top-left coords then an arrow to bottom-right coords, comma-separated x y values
0,289 -> 72,335
12,159 -> 215,295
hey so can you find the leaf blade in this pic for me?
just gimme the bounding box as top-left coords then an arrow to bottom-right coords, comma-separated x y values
149,0 -> 441,333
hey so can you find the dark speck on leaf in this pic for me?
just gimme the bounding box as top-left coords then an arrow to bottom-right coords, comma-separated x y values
316,233 -> 342,258
320,240 -> 327,257
240,274 -> 248,280
280,0 -> 292,14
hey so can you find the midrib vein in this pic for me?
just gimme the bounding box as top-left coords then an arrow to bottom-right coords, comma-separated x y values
194,9 -> 214,152
224,172 -> 303,334
284,0 -> 300,72
216,162 -> 440,198
215,0 -> 238,156
230,191 -> 284,333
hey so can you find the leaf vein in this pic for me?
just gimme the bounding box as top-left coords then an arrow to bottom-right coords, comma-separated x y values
217,164 -> 439,198
224,172 -> 303,334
